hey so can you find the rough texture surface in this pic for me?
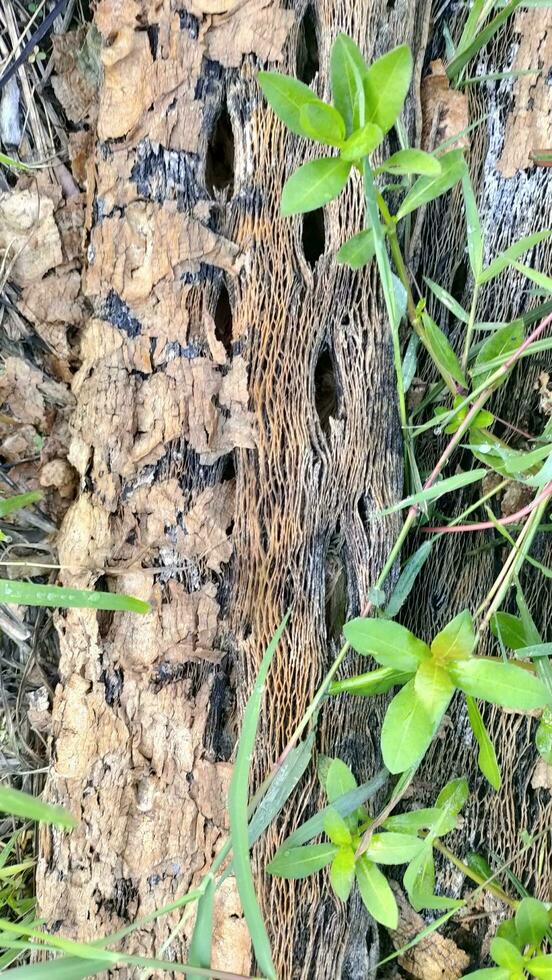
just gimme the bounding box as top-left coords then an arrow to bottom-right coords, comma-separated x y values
27,0 -> 552,978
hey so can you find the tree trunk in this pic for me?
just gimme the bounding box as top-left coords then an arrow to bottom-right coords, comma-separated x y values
37,1 -> 552,977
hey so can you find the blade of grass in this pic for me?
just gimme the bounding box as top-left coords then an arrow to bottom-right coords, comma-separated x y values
0,579 -> 149,614
0,787 -> 77,828
228,617 -> 291,980
446,0 -> 524,82
0,491 -> 42,519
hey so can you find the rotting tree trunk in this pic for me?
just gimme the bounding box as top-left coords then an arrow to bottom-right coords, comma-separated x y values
36,1 -> 552,978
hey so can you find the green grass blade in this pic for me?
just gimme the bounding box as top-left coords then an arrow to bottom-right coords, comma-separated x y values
0,491 -> 43,519
0,579 -> 149,614
278,769 -> 388,850
380,469 -> 487,515
447,0 -> 524,82
0,787 -> 77,828
188,877 -> 215,980
0,954 -> 107,978
247,733 -> 315,846
228,617 -> 291,980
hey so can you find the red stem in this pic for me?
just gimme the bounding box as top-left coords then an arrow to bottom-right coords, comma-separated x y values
422,482 -> 552,534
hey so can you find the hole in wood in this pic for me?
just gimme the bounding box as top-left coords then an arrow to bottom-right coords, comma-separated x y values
314,344 -> 338,437
302,207 -> 325,266
325,531 -> 348,644
296,3 -> 319,84
214,280 -> 233,354
206,103 -> 235,196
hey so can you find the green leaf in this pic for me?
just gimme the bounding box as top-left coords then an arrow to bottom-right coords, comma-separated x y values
323,808 -> 352,847
461,971 -> 510,980
364,45 -> 413,135
424,277 -> 470,323
514,261 -> 552,294
447,0 -> 524,82
257,71 -> 318,137
462,168 -> 484,279
478,230 -> 552,284
330,846 -> 356,901
267,843 -> 337,879
326,758 -> 357,803
536,714 -> 552,764
397,149 -> 465,220
0,490 -> 43,519
0,787 -> 77,828
491,613 -> 528,651
380,468 -> 487,515
330,34 -> 368,135
385,542 -> 433,619
0,579 -> 149,614
435,777 -> 469,816
490,937 -> 524,970
188,877 -> 215,980
343,617 -> 429,671
466,696 -> 501,791
340,123 -> 383,161
355,855 -> 398,928
501,442 -> 552,477
449,659 -> 551,710
414,659 -> 455,726
281,157 -> 351,215
329,666 -> 414,697
299,102 -> 346,146
378,148 -> 441,177
403,843 -> 435,911
473,320 -> 524,386
383,808 -> 455,836
421,312 -> 467,388
527,954 -> 552,978
5,958 -> 108,979
515,897 -> 550,948
282,771 -> 388,850
431,610 -> 475,662
336,228 -> 376,269
364,832 -> 424,865
381,680 -> 436,774
496,918 -> 523,950
247,733 -> 315,846
228,618 -> 289,980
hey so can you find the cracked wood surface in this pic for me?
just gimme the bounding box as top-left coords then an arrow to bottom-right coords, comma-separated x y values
27,1 -> 552,978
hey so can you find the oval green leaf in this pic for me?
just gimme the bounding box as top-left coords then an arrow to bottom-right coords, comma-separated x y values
267,843 -> 338,879
466,696 -> 501,791
364,45 -> 413,135
449,659 -> 551,710
343,618 -> 430,671
330,846 -> 356,901
364,832 -> 424,865
257,71 -> 319,137
380,148 -> 441,176
336,228 -> 376,269
381,679 -> 436,774
299,101 -> 346,146
340,122 -> 383,161
515,897 -> 550,949
355,855 -> 398,928
397,149 -> 465,220
281,157 -> 352,216
330,34 -> 368,135
431,610 -> 475,662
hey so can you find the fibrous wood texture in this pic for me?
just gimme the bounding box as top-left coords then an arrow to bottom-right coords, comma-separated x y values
28,1 -> 552,978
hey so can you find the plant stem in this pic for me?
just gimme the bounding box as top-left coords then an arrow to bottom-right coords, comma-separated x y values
433,840 -> 518,909
476,492 -> 551,629
462,283 -> 480,372
424,482 -> 552,534
363,164 -> 407,431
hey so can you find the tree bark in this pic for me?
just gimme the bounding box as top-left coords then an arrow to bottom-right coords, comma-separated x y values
37,1 -> 552,978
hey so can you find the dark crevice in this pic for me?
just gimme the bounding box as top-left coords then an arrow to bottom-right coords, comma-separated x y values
324,530 -> 348,645
214,280 -> 233,354
296,3 -> 319,85
206,103 -> 235,196
450,258 -> 469,305
302,207 -> 325,266
314,345 -> 338,437
204,661 -> 236,761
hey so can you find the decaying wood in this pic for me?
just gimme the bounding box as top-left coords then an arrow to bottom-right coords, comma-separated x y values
18,0 -> 550,977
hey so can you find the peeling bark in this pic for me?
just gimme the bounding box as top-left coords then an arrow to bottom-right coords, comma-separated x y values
35,1 -> 552,978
